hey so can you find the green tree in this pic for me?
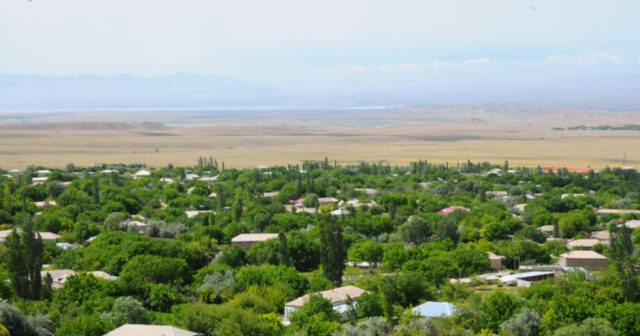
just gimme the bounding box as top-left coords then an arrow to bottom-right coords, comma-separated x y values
398,216 -> 432,245
303,193 -> 319,208
54,314 -> 113,336
479,291 -> 521,332
501,308 -> 541,336
232,191 -> 243,222
553,318 -> 618,336
5,214 -> 43,299
610,224 -> 639,301
318,215 -> 345,287
108,296 -> 150,327
2,185 -> 12,212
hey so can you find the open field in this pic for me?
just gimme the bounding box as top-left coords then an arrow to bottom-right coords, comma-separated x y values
2,105 -> 640,169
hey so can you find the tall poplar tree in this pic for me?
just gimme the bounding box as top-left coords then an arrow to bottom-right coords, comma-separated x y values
318,215 -> 345,287
5,214 -> 43,299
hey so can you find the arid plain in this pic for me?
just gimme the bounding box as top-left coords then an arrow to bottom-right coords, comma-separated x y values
2,105 -> 640,169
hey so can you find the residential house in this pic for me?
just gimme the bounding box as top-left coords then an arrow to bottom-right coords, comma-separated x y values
596,209 -> 640,216
625,220 -> 640,230
559,250 -> 608,270
231,233 -> 279,250
537,225 -> 555,237
263,192 -> 280,198
412,302 -> 457,318
591,230 -> 610,244
318,197 -> 339,205
103,324 -> 202,336
41,269 -> 77,289
438,206 -> 470,215
354,188 -> 379,197
499,271 -> 555,287
284,286 -> 366,322
185,210 -> 214,219
487,252 -> 504,269
133,170 -> 151,179
567,238 -> 605,250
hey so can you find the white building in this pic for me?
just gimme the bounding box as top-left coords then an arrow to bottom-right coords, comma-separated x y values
284,285 -> 366,322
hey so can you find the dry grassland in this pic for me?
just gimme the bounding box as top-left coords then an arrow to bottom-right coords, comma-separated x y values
1,106 -> 640,169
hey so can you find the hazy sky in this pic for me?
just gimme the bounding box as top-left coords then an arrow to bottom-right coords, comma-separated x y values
2,0 -> 639,81
0,0 -> 640,107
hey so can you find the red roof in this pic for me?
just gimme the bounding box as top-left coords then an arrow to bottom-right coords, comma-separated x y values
438,206 -> 470,215
288,198 -> 303,205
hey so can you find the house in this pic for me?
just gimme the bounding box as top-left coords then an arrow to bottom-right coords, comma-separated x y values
438,206 -> 470,215
185,210 -> 214,219
41,269 -> 77,289
487,252 -> 504,269
31,176 -> 48,185
339,199 -> 378,209
289,198 -> 304,207
89,271 -> 117,280
561,193 -> 586,199
8,169 -> 21,176
187,186 -> 196,195
412,302 -> 457,318
103,324 -> 202,336
0,230 -> 62,243
512,204 -> 527,214
354,188 -> 379,197
208,192 -> 217,199
596,209 -> 640,216
263,192 -> 280,198
34,200 -> 57,208
56,242 -> 78,250
159,177 -> 174,184
537,225 -> 555,237
199,176 -> 218,182
625,220 -> 640,230
318,197 -> 339,205
567,238 -> 605,249
519,265 -> 593,279
331,208 -> 350,216
486,191 -> 508,199
284,286 -> 366,322
499,271 -> 555,287
591,230 -> 610,243
120,220 -> 147,234
231,233 -> 279,250
133,170 -> 151,179
559,250 -> 608,270
37,169 -> 51,176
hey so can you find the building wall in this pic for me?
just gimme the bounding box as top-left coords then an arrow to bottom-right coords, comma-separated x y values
560,257 -> 608,270
490,259 -> 503,269
231,241 -> 257,250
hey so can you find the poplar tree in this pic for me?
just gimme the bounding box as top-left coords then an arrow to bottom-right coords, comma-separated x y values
318,215 -> 345,287
5,214 -> 43,299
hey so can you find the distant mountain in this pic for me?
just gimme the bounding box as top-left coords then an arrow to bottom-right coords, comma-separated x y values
1,71 -> 639,111
0,73 -> 284,110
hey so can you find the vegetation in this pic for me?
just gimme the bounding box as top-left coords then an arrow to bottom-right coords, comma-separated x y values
0,160 -> 640,335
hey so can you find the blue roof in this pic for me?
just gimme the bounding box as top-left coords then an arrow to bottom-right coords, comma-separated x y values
412,302 -> 457,317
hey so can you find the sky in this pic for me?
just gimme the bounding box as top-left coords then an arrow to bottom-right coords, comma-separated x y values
1,0 -> 640,108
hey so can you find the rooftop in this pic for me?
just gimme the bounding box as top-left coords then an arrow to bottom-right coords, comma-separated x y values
412,301 -> 457,318
286,285 -> 366,307
231,233 -> 279,243
104,324 -> 202,336
561,250 -> 607,260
